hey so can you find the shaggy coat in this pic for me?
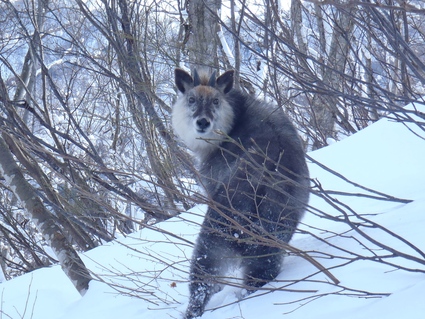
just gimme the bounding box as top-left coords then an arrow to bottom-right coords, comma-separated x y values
173,69 -> 310,319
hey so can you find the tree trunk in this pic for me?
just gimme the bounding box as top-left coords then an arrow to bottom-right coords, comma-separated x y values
291,0 -> 357,149
0,134 -> 92,294
186,0 -> 221,70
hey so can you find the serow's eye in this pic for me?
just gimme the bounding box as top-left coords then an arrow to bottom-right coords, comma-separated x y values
213,98 -> 219,105
188,96 -> 195,104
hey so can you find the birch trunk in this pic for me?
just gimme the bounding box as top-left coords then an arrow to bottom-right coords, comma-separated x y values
0,134 -> 92,294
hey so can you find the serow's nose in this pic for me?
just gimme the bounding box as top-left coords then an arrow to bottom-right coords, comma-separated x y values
196,118 -> 210,131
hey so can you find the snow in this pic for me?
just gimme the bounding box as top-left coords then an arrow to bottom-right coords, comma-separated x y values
1,107 -> 425,319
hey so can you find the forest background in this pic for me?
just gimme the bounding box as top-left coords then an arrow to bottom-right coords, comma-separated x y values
0,0 -> 424,297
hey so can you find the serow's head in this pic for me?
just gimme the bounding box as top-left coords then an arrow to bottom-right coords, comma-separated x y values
172,68 -> 235,157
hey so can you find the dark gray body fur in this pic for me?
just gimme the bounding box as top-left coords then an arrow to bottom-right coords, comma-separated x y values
173,69 -> 310,319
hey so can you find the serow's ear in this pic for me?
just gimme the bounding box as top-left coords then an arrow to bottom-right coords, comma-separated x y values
216,70 -> 234,94
175,68 -> 194,93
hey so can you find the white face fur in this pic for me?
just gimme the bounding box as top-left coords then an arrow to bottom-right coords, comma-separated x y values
172,85 -> 234,159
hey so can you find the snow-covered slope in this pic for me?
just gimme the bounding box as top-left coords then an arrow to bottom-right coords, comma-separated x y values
1,108 -> 424,319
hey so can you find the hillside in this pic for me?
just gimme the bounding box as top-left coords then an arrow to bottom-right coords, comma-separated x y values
1,106 -> 424,319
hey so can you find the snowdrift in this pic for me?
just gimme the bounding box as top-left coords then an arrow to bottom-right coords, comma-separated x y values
1,108 -> 425,319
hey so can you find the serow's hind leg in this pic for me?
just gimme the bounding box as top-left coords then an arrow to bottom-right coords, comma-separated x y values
241,247 -> 283,291
184,235 -> 229,319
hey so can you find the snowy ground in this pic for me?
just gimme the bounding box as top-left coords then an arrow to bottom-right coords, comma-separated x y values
1,106 -> 425,319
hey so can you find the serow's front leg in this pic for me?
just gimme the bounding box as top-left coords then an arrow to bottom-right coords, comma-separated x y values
184,234 -> 228,319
